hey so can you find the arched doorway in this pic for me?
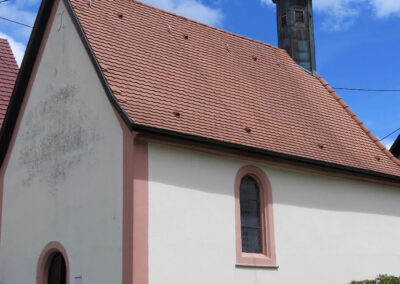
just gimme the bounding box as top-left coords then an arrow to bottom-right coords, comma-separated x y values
47,252 -> 66,284
37,242 -> 70,284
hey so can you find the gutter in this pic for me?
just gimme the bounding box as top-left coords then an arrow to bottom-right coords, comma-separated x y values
131,124 -> 400,185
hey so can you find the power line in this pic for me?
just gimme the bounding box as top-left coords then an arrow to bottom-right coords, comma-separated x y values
1,14 -> 400,94
0,16 -> 33,28
333,87 -> 400,92
380,127 -> 400,141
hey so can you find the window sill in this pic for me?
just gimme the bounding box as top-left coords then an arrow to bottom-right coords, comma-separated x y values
236,252 -> 277,268
236,263 -> 279,269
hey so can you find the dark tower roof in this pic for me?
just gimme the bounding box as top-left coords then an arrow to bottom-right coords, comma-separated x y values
273,0 -> 316,72
390,135 -> 400,159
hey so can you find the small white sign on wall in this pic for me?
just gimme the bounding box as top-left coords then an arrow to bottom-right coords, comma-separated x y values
74,276 -> 82,284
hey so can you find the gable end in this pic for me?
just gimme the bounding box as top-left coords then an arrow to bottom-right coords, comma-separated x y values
0,0 -> 132,170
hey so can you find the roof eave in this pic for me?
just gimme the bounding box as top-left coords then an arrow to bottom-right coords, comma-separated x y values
132,123 -> 400,186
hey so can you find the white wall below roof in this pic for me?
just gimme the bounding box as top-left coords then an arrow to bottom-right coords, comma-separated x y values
148,143 -> 400,284
0,1 -> 123,283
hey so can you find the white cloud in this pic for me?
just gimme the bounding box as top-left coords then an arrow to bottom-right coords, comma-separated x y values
0,4 -> 37,27
0,0 -> 222,66
381,138 -> 394,150
140,0 -> 224,27
0,2 -> 37,42
261,0 -> 400,31
0,1 -> 40,66
15,0 -> 41,6
369,0 -> 400,17
261,0 -> 363,31
0,32 -> 26,66
260,0 -> 273,6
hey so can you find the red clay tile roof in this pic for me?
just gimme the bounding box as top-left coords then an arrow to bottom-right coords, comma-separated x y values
70,0 -> 400,177
0,39 -> 18,129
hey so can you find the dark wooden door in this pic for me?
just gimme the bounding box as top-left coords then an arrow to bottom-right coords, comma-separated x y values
48,253 -> 66,284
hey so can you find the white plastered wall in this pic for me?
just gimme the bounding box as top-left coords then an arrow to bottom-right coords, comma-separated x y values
0,1 -> 123,283
148,143 -> 400,284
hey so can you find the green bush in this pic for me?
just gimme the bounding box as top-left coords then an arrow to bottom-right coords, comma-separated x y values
350,275 -> 400,284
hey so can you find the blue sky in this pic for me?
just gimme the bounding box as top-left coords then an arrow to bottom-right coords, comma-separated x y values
1,0 -> 399,148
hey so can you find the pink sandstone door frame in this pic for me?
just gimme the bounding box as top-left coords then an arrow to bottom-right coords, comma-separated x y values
36,241 -> 70,284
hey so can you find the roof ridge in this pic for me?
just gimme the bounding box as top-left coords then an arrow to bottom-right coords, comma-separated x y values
132,0 -> 280,51
316,75 -> 400,168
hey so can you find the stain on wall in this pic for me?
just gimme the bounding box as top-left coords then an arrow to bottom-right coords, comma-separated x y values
18,84 -> 103,190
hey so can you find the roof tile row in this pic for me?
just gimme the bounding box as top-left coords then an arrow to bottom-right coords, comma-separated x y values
70,0 -> 400,177
0,38 -> 18,129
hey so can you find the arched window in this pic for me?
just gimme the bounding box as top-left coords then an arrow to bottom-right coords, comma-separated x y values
240,176 -> 262,253
37,242 -> 70,284
48,253 -> 66,284
235,166 -> 276,267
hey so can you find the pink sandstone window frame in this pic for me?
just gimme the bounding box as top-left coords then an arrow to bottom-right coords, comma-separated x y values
235,165 -> 277,267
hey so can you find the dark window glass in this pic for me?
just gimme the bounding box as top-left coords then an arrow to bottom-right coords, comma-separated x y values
48,253 -> 66,284
281,13 -> 287,27
240,176 -> 262,253
295,10 -> 305,23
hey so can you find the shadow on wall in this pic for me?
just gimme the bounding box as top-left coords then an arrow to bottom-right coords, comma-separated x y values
148,143 -> 400,218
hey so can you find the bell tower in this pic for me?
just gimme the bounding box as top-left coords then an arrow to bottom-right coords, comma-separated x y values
273,0 -> 316,72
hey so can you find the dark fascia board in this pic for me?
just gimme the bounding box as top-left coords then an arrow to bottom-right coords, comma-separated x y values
132,123 -> 400,185
390,135 -> 400,159
0,0 -> 399,186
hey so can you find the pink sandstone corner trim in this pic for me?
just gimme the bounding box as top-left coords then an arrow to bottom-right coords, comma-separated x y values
316,75 -> 400,167
36,241 -> 70,284
0,0 -> 60,241
234,165 -> 277,267
132,137 -> 149,284
114,107 -> 149,284
119,112 -> 135,284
